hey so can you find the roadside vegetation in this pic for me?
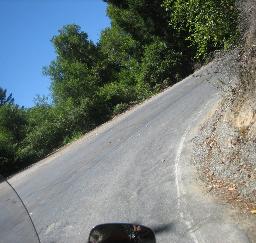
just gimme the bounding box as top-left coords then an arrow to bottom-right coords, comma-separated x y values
0,0 -> 239,177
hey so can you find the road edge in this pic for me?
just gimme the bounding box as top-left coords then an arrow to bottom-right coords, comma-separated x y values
175,95 -> 252,243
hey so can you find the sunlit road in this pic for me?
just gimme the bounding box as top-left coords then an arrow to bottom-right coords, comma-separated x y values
5,62 -> 252,243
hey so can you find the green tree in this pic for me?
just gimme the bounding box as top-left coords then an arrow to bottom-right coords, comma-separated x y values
163,0 -> 239,58
51,24 -> 98,65
0,103 -> 27,176
99,23 -> 145,100
103,0 -> 194,93
18,103 -> 64,162
104,0 -> 174,44
138,38 -> 184,91
0,87 -> 14,106
44,24 -> 115,140
99,24 -> 142,67
44,24 -> 100,105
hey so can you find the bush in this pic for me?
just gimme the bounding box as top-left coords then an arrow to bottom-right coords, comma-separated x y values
97,82 -> 136,110
113,103 -> 130,116
138,39 -> 184,90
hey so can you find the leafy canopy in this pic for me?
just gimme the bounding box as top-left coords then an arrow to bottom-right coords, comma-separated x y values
163,0 -> 239,58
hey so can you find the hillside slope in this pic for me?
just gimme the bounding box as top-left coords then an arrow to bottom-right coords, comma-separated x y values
193,0 -> 256,212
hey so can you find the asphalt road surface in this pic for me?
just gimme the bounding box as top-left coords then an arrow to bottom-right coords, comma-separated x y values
2,62 -> 252,243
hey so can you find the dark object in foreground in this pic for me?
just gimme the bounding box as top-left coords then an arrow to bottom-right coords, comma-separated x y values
1,174 -> 156,243
88,223 -> 156,243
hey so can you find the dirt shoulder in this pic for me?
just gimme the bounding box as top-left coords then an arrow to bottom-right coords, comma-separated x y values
192,99 -> 256,241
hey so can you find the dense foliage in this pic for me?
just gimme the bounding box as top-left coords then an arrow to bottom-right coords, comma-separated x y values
0,0 -> 239,176
163,0 -> 239,58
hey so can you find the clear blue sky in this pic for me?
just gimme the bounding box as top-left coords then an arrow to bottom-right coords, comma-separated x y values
0,0 -> 110,107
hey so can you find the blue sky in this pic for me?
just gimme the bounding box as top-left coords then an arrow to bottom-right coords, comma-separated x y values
0,0 -> 110,107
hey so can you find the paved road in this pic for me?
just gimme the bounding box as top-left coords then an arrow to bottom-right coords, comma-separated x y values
2,62 -> 251,242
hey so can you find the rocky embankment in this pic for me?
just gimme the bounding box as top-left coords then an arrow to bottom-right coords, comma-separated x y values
193,99 -> 256,212
193,0 -> 256,213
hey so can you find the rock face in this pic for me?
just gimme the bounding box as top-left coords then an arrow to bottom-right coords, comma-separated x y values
233,102 -> 255,129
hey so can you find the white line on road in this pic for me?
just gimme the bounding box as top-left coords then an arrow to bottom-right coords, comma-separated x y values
174,98 -> 216,243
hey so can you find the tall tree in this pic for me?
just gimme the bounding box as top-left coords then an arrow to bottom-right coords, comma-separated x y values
103,0 -> 194,87
104,0 -> 174,44
44,24 -> 114,136
44,24 -> 100,105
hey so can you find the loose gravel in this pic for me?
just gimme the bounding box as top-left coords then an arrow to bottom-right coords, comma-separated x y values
193,99 -> 256,212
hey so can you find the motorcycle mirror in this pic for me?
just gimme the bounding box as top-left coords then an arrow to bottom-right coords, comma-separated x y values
88,223 -> 156,243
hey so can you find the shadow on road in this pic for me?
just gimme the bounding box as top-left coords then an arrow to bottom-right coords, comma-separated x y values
152,223 -> 175,235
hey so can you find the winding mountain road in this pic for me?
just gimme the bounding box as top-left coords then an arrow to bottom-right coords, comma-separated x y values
3,62 -> 253,242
